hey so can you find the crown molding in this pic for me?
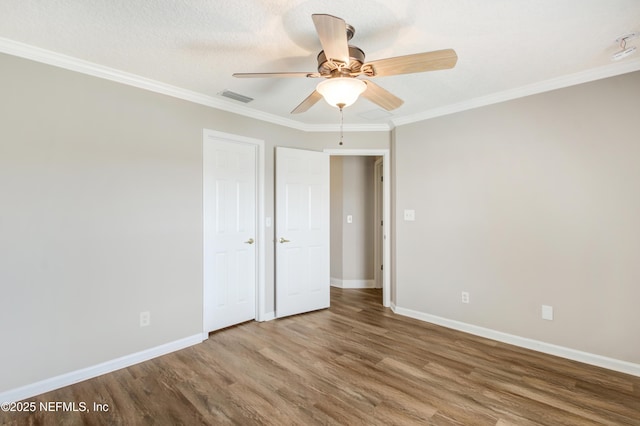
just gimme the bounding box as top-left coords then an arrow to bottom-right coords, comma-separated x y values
3,37 -> 637,132
0,37 -> 390,133
392,58 -> 640,126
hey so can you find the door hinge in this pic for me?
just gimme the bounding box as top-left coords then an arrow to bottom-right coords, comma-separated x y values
381,264 -> 383,271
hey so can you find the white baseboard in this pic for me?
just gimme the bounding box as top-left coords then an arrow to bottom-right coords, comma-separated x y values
260,312 -> 276,322
392,305 -> 640,378
0,334 -> 203,403
330,278 -> 378,289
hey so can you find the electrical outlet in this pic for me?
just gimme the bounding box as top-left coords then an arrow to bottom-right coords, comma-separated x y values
140,311 -> 151,327
403,209 -> 415,221
461,292 -> 470,304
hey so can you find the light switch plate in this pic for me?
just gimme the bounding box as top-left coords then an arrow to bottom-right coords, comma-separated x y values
542,305 -> 553,321
347,215 -> 353,224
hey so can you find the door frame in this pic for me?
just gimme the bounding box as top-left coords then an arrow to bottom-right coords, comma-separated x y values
324,149 -> 391,308
373,157 -> 383,290
202,129 -> 266,340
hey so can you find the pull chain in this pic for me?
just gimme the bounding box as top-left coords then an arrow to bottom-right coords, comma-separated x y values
338,103 -> 345,146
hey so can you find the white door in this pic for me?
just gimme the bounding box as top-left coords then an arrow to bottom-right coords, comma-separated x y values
203,137 -> 256,332
275,147 -> 330,318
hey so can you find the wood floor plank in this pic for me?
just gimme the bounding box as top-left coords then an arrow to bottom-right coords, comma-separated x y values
2,288 -> 640,425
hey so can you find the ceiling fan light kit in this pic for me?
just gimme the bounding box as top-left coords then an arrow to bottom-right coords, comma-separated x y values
232,14 -> 457,115
316,77 -> 367,109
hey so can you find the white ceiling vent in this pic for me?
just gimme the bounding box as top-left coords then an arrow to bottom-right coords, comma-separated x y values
220,90 -> 254,103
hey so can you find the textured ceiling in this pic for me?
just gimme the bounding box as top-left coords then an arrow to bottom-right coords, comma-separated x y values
1,0 -> 640,129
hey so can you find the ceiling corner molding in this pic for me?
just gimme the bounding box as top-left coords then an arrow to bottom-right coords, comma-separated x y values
0,37 -> 391,133
0,37 -> 306,129
6,36 -> 634,133
392,58 -> 640,127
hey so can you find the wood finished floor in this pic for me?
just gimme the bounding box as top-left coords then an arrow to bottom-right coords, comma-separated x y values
3,288 -> 640,425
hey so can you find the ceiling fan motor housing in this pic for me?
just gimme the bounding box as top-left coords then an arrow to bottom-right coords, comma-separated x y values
317,46 -> 365,76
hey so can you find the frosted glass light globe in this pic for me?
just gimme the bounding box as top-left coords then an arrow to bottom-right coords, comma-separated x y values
316,78 -> 367,108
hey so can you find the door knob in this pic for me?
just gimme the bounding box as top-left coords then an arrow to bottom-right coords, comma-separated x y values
279,237 -> 290,243
244,238 -> 254,244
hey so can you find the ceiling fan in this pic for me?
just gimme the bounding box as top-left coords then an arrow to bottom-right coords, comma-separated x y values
233,14 -> 458,114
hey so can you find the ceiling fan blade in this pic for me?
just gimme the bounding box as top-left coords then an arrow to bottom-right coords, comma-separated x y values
233,72 -> 321,78
312,14 -> 350,64
364,49 -> 458,77
291,90 -> 324,114
361,81 -> 404,111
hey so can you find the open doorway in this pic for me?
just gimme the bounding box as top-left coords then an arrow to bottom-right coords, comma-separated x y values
325,149 -> 390,307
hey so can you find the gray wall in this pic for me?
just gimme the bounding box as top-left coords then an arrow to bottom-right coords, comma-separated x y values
0,52 -> 389,392
393,71 -> 640,364
341,156 -> 375,281
330,156 -> 376,283
330,157 -> 344,279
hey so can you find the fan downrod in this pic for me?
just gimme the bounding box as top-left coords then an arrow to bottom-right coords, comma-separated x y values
345,23 -> 355,41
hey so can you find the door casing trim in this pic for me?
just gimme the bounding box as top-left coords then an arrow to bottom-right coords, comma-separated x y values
324,149 -> 391,308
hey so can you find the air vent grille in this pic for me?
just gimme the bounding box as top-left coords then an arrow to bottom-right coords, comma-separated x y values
220,90 -> 254,103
